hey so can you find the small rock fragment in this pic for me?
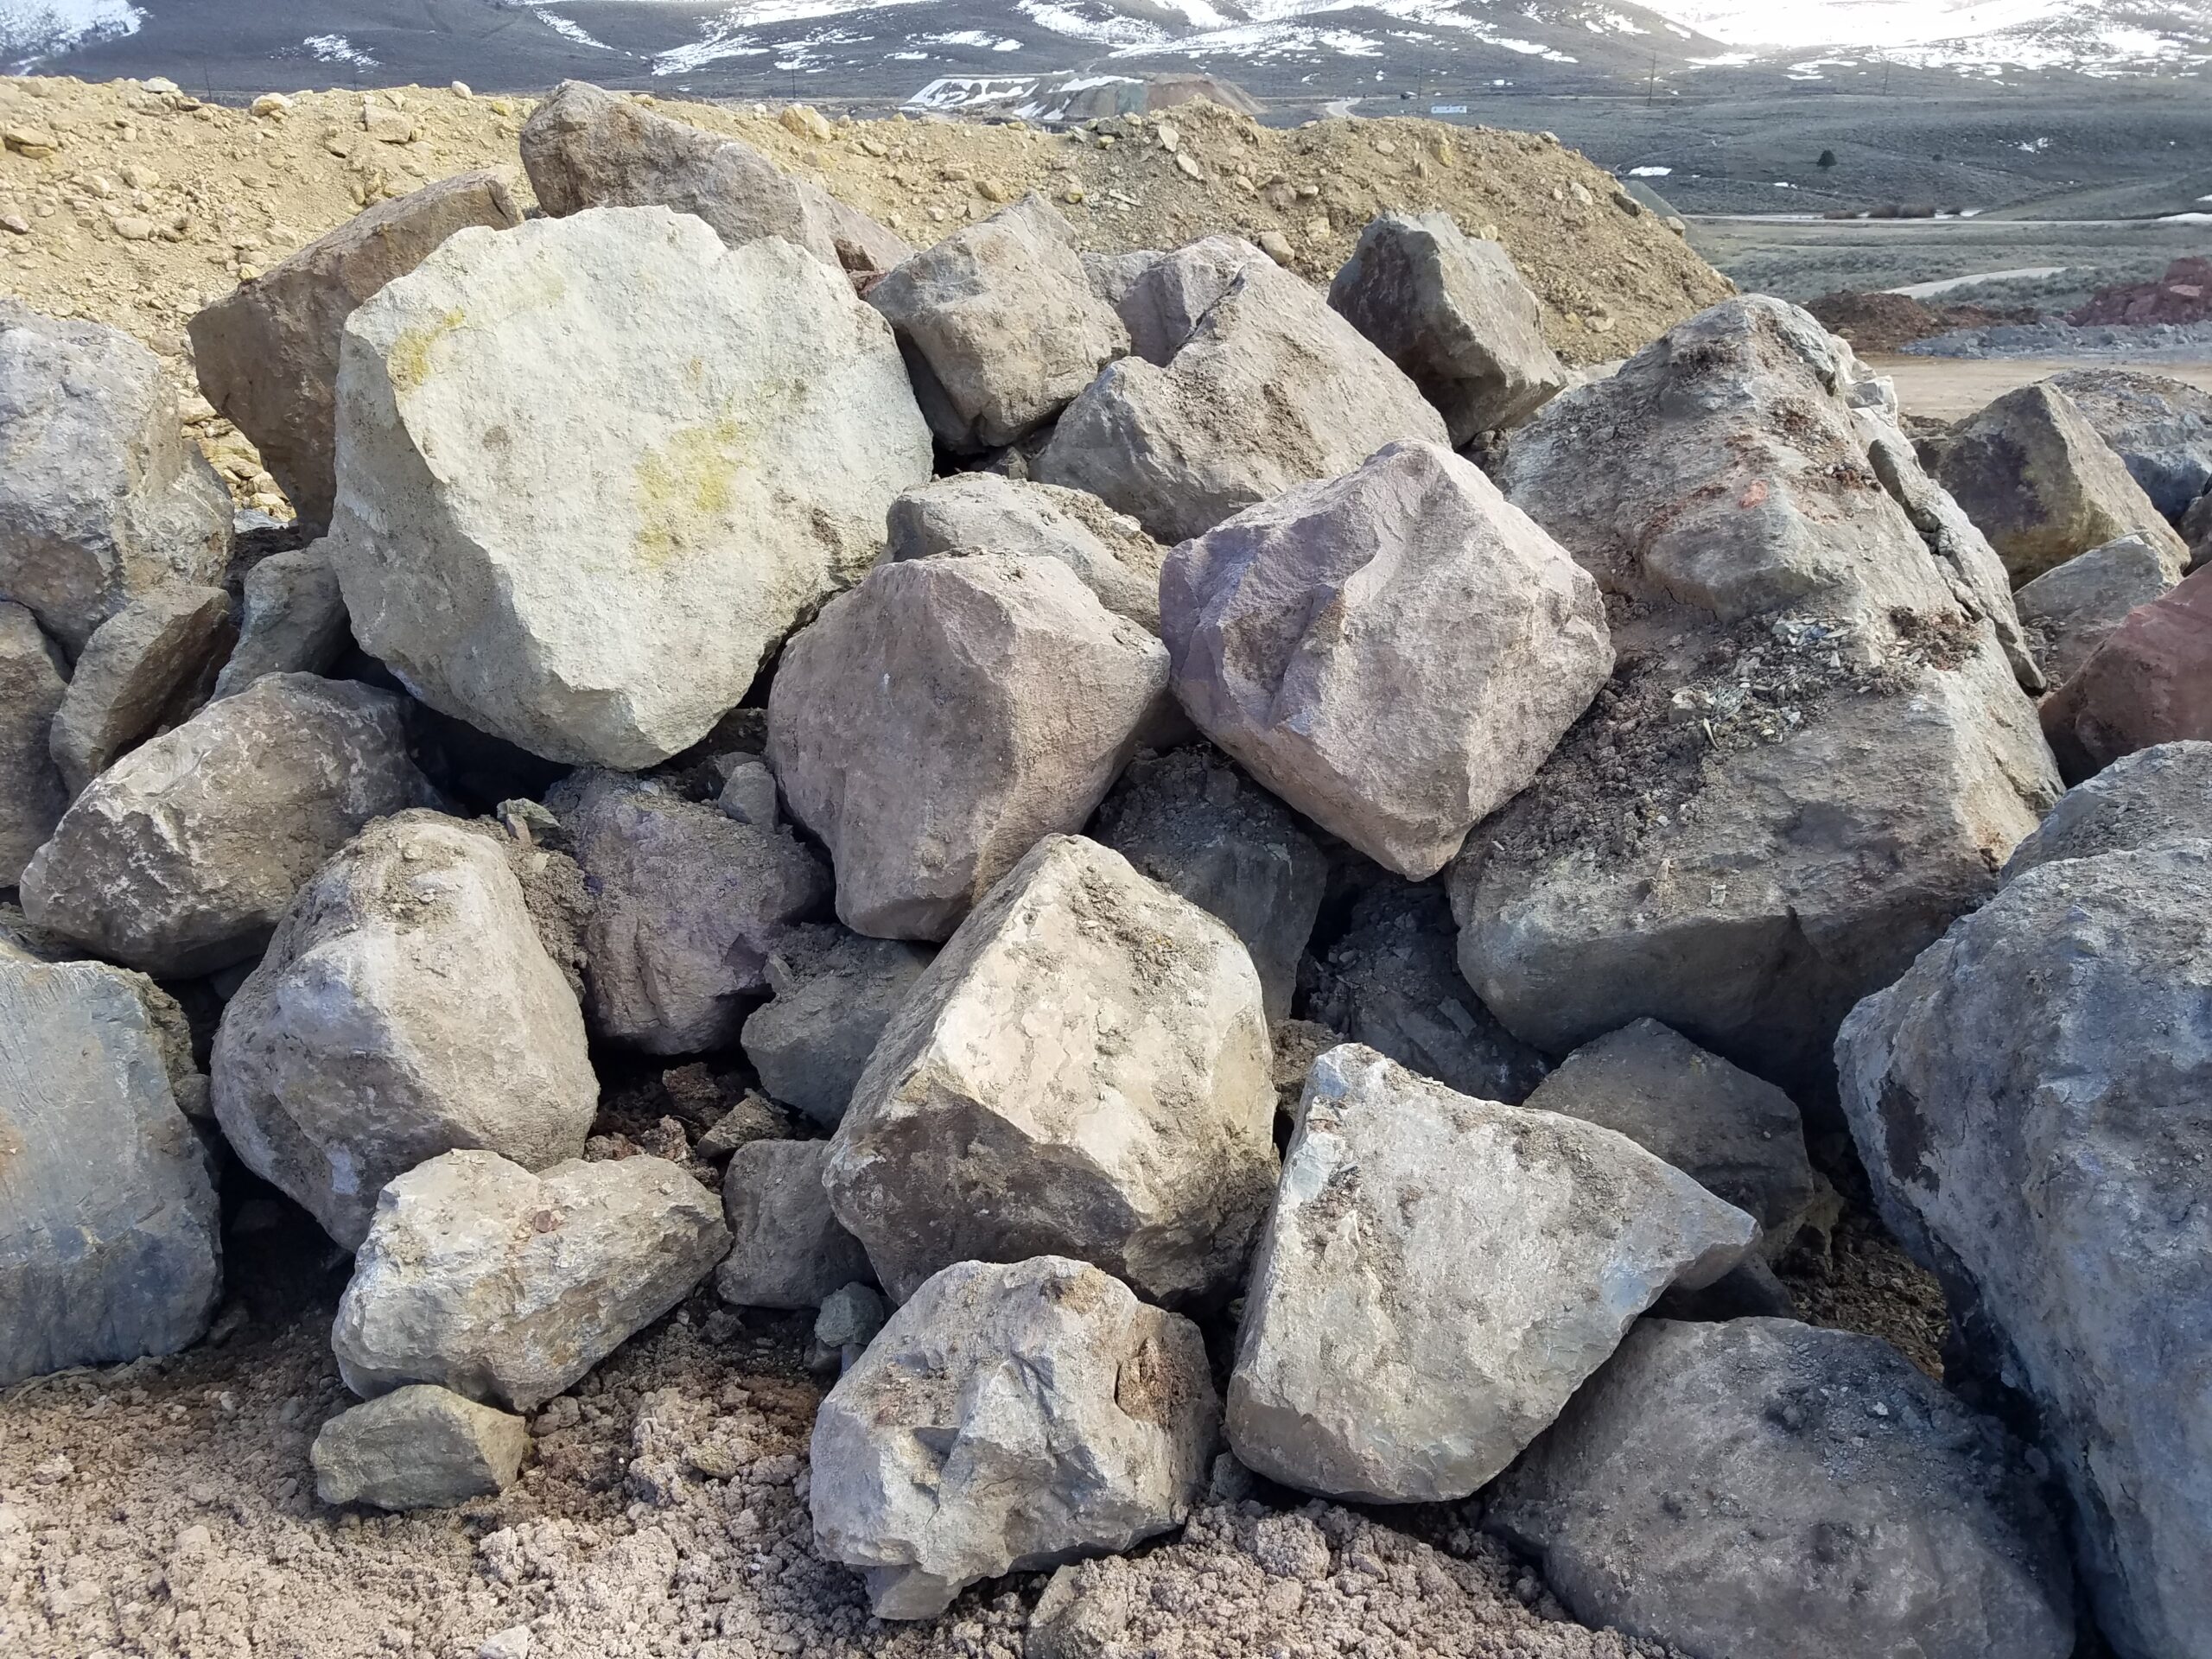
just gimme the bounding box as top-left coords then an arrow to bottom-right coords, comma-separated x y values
715,1140 -> 873,1311
310,1385 -> 530,1510
48,582 -> 234,797
211,543 -> 349,697
739,925 -> 934,1127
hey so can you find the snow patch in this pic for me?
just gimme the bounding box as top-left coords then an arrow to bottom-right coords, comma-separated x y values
0,0 -> 141,67
304,33 -> 378,68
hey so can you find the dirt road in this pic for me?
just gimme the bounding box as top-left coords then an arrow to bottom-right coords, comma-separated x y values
1866,353 -> 2212,419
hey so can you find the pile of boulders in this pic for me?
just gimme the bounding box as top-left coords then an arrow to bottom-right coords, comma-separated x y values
3,77 -> 2204,1659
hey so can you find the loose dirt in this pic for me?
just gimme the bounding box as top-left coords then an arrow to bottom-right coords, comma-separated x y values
1868,353 -> 2212,420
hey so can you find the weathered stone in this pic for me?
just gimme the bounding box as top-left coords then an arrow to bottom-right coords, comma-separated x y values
1228,1045 -> 1752,1503
869,194 -> 1128,454
2003,740 -> 2212,878
549,770 -> 829,1055
212,543 -> 349,697
329,206 -> 931,769
715,1139 -> 873,1310
1081,248 -> 1162,315
886,472 -> 1166,632
1164,440 -> 1611,879
2040,562 -> 2212,779
827,836 -> 1276,1306
1488,1319 -> 2075,1659
714,757 -> 779,827
2049,366 -> 2212,520
2183,486 -> 2212,568
188,171 -> 522,529
20,674 -> 439,976
768,555 -> 1168,941
813,1281 -> 887,1367
211,813 -> 598,1249
0,301 -> 232,652
1111,236 -> 1251,366
2013,532 -> 2177,687
0,601 -> 67,885
1936,381 -> 2188,584
1523,1017 -> 1814,1254
0,956 -> 220,1386
1326,213 -> 1567,445
1026,1560 -> 1135,1659
810,1256 -> 1217,1619
333,1150 -> 730,1411
1036,239 -> 1448,543
49,582 -> 234,798
739,925 -> 934,1128
310,1384 -> 529,1510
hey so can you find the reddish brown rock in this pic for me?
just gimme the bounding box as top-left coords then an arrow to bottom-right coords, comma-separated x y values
2042,564 -> 2212,780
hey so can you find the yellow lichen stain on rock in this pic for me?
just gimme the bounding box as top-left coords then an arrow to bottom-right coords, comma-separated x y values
385,306 -> 467,395
634,415 -> 749,569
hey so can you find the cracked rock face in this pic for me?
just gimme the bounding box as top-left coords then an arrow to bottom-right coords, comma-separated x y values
0,601 -> 68,886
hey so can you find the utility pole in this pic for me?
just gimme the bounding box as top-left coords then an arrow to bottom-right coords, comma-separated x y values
1647,53 -> 1657,108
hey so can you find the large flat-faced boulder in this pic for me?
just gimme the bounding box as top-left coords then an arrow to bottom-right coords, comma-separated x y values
2002,740 -> 2212,878
48,582 -> 234,798
2040,562 -> 2212,779
2049,365 -> 2212,520
2013,532 -> 2177,688
826,836 -> 1276,1307
187,170 -> 523,529
20,674 -> 440,976
328,205 -> 931,769
0,601 -> 68,885
738,925 -> 934,1128
210,542 -> 349,698
1163,440 -> 1611,879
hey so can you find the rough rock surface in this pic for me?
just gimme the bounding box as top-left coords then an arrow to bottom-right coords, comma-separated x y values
2040,562 -> 2212,779
885,472 -> 1166,632
738,925 -> 935,1128
309,1385 -> 530,1511
0,955 -> 220,1387
0,601 -> 68,885
211,812 -> 599,1249
768,555 -> 1168,941
48,581 -> 234,798
328,205 -> 931,768
2049,365 -> 2212,520
1227,1046 -> 1754,1503
868,194 -> 1128,454
1036,240 -> 1449,543
1111,237 -> 1247,366
551,770 -> 830,1055
332,1150 -> 730,1412
19,674 -> 439,976
2003,740 -> 2212,877
1936,381 -> 2189,584
1837,843 -> 2212,1659
1326,212 -> 1567,445
810,1256 -> 1217,1619
714,1139 -> 874,1311
2013,532 -> 2177,687
826,835 -> 1277,1306
188,170 -> 523,530
1164,440 -> 1610,878
0,300 -> 232,652
1488,1319 -> 2075,1659
211,542 -> 349,698
1522,1018 -> 1815,1255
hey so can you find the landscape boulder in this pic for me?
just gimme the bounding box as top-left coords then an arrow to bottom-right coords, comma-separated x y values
188,169 -> 523,528
310,1385 -> 530,1510
20,674 -> 439,976
2002,740 -> 2212,878
2039,562 -> 2212,779
332,1150 -> 730,1411
768,555 -> 1169,940
1163,440 -> 1611,878
328,205 -> 931,768
826,835 -> 1277,1306
1487,1319 -> 2075,1659
48,582 -> 233,797
714,1139 -> 873,1310
1110,236 -> 1252,366
1326,212 -> 1567,444
2049,365 -> 2212,520
1227,1046 -> 1754,1503
738,925 -> 934,1127
0,301 -> 232,652
810,1255 -> 1217,1618
2013,532 -> 2177,686
0,601 -> 67,884
1837,843 -> 2212,1659
211,543 -> 349,697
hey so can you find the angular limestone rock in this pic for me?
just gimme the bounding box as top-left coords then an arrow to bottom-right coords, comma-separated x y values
768,555 -> 1169,941
211,813 -> 599,1249
714,1139 -> 873,1310
310,1384 -> 529,1510
0,602 -> 68,885
2003,740 -> 2212,878
827,836 -> 1277,1306
738,925 -> 935,1128
1488,1319 -> 2075,1659
2013,532 -> 2177,687
0,301 -> 232,652
188,170 -> 523,528
332,1150 -> 730,1411
2049,365 -> 2212,520
1164,440 -> 1611,879
1837,844 -> 2212,1659
1226,1046 -> 1754,1503
2040,563 -> 2212,779
810,1256 -> 1217,1619
211,543 -> 349,697
20,674 -> 439,976
1326,213 -> 1567,445
329,206 -> 931,768
0,956 -> 220,1386
48,582 -> 234,797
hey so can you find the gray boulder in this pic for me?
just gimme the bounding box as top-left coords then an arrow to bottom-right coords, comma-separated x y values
1111,236 -> 1251,366
1326,212 -> 1567,445
329,206 -> 931,769
827,835 -> 1277,1307
2013,532 -> 2177,687
332,1149 -> 730,1411
211,813 -> 599,1249
0,300 -> 232,652
1164,439 -> 1611,879
0,956 -> 220,1386
188,169 -> 524,529
212,543 -> 349,697
2049,366 -> 2212,520
20,674 -> 439,976
714,1139 -> 873,1310
810,1255 -> 1217,1619
1488,1319 -> 2075,1659
0,601 -> 67,885
2003,740 -> 2212,878
1837,843 -> 2212,1659
48,582 -> 234,797
738,924 -> 934,1128
310,1384 -> 530,1511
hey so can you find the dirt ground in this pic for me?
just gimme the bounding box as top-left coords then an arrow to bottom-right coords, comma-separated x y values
1869,353 -> 2212,420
